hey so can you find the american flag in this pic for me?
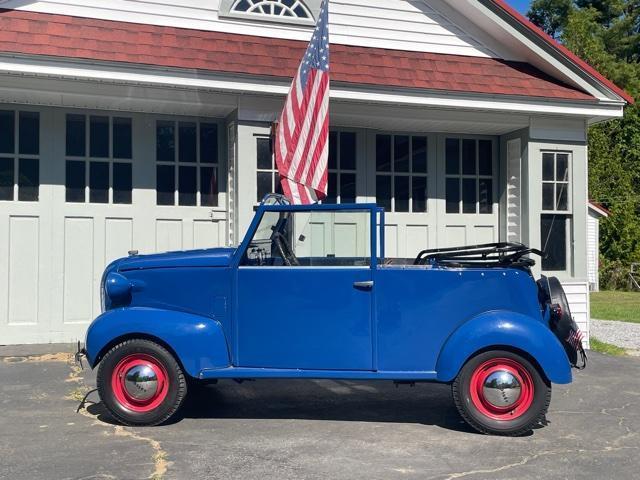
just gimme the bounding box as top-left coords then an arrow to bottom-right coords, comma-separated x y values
567,328 -> 584,350
274,0 -> 330,204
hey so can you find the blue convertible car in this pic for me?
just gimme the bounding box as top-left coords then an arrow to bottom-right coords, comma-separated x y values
83,195 -> 585,435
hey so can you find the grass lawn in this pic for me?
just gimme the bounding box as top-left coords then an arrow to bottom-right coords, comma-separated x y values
590,338 -> 627,356
590,291 -> 640,323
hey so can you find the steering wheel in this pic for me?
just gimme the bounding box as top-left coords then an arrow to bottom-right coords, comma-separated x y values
273,232 -> 300,266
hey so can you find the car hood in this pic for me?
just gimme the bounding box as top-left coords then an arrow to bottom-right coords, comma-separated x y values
117,247 -> 237,271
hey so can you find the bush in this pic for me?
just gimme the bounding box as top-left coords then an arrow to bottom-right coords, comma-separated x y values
599,258 -> 638,291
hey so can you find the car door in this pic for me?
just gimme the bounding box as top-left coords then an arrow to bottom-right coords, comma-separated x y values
235,206 -> 374,371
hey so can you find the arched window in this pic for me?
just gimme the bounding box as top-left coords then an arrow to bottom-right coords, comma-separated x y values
230,0 -> 313,20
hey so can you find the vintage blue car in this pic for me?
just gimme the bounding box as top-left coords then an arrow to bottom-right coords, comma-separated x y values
83,195 -> 585,436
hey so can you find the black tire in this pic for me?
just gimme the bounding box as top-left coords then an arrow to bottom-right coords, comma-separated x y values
452,350 -> 551,436
97,339 -> 187,426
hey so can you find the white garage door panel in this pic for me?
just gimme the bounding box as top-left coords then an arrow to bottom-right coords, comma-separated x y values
406,225 -> 429,255
156,219 -> 183,252
8,216 -> 39,325
105,218 -> 133,264
474,225 -> 495,244
63,217 -> 94,324
384,224 -> 398,258
193,219 -> 224,249
444,225 -> 466,247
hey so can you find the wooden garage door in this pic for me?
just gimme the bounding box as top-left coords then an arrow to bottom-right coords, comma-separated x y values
0,107 -> 228,345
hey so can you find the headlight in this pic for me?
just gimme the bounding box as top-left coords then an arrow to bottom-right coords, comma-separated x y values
105,272 -> 132,308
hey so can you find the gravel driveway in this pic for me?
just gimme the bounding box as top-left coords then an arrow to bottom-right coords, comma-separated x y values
591,318 -> 640,354
1,343 -> 639,480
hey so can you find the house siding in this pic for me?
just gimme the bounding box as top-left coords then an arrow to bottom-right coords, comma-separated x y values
0,0 -> 513,57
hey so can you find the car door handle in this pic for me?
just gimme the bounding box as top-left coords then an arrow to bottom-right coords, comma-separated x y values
353,281 -> 374,290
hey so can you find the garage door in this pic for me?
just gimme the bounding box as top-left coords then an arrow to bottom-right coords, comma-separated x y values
0,106 -> 227,345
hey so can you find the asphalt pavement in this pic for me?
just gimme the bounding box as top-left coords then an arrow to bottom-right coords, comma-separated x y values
0,344 -> 638,480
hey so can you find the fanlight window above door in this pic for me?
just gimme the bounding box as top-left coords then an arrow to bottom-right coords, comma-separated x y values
220,0 -> 319,25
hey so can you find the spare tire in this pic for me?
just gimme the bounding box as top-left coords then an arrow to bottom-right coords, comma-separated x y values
537,276 -> 586,368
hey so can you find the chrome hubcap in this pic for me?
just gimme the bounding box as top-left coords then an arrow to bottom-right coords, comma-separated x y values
482,370 -> 522,407
124,365 -> 158,401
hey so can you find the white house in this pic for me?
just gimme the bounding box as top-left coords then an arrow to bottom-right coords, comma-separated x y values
0,0 -> 631,345
587,202 -> 610,292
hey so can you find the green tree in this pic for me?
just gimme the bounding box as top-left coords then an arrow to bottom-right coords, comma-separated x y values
527,0 -> 574,38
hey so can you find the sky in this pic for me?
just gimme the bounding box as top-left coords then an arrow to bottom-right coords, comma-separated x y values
508,0 -> 532,14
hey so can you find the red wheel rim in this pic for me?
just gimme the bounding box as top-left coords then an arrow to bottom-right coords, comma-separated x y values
469,357 -> 534,420
111,354 -> 169,413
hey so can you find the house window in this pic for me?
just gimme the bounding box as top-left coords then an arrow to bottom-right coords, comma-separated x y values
325,131 -> 357,204
230,0 -> 312,19
445,138 -> 493,214
155,120 -> 219,207
0,110 -> 40,202
256,136 -> 283,202
65,114 -> 133,204
375,134 -> 428,213
541,151 -> 572,271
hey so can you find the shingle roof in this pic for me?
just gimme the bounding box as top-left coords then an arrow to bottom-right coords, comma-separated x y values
0,8 -> 595,101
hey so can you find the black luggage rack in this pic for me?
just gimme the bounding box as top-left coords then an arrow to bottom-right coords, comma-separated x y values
414,242 -> 545,268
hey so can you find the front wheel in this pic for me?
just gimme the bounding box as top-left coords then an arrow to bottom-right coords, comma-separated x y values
452,350 -> 551,436
97,339 -> 187,426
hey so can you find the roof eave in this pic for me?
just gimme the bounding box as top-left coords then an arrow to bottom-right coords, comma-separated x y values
489,0 -> 634,105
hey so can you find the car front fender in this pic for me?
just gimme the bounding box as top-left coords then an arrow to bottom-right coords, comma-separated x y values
85,307 -> 230,377
435,310 -> 572,384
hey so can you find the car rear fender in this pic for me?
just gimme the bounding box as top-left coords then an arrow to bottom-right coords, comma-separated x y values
85,307 -> 230,377
435,310 -> 572,384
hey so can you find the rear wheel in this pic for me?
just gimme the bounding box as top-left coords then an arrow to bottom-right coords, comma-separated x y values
452,350 -> 551,436
97,339 -> 187,426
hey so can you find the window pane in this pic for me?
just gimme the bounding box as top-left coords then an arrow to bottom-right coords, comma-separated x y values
89,162 -> 109,203
18,158 -> 39,201
556,153 -> 569,182
66,160 -> 86,203
446,178 -> 460,213
479,179 -> 493,214
445,138 -> 459,175
340,173 -> 356,204
541,214 -> 567,271
257,171 -> 272,202
328,132 -> 337,170
113,117 -> 132,159
542,183 -> 555,210
113,163 -> 132,204
479,140 -> 492,175
556,183 -> 568,211
179,122 -> 197,163
0,111 -> 15,154
178,165 -> 197,205
274,172 -> 283,195
412,176 -> 427,213
89,116 -> 109,158
340,132 -> 356,170
156,165 -> 175,205
376,175 -> 391,211
0,158 -> 14,200
376,135 -> 391,172
412,136 -> 427,173
394,135 -> 409,173
66,114 -> 85,157
256,137 -> 272,170
200,123 -> 218,164
542,153 -> 554,181
462,139 -> 476,175
325,171 -> 337,204
394,176 -> 409,212
156,121 -> 175,162
462,178 -> 476,213
19,112 -> 39,155
200,166 -> 218,207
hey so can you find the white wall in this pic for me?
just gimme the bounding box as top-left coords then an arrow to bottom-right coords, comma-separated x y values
2,0 -> 506,57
